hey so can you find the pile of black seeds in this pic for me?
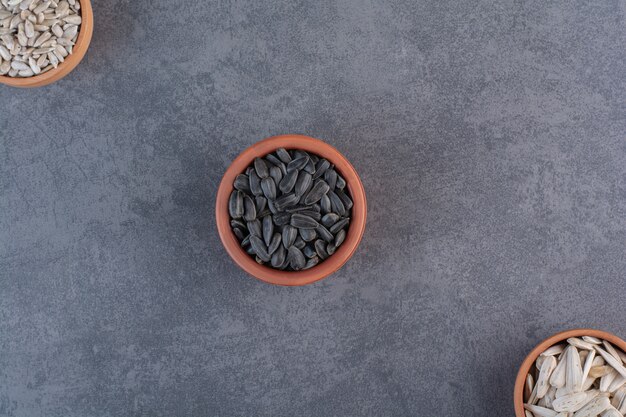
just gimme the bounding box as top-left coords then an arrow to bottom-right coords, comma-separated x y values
228,148 -> 353,271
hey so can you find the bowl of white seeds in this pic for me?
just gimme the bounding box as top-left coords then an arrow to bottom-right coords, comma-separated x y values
515,329 -> 626,417
0,0 -> 92,87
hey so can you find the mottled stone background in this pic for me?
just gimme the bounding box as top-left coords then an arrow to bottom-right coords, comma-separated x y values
1,0 -> 625,416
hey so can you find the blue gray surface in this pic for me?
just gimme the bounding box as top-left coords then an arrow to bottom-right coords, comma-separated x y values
1,0 -> 625,416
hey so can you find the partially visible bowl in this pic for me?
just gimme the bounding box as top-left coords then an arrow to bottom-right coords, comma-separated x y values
514,328 -> 626,417
215,134 -> 367,286
0,0 -> 93,88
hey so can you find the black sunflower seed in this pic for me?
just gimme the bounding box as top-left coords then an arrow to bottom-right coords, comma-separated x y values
269,165 -> 283,185
328,190 -> 346,216
300,185 -> 315,206
286,205 -> 310,213
303,245 -> 317,258
228,190 -> 244,219
233,227 -> 245,241
313,159 -> 330,179
261,177 -> 277,200
286,205 -> 320,215
309,153 -> 319,164
231,219 -> 246,230
294,172 -> 312,197
276,148 -> 292,163
274,194 -> 298,212
274,193 -> 299,211
316,224 -> 334,242
330,218 -> 349,234
294,237 -> 306,250
271,245 -> 286,268
314,240 -> 328,259
304,180 -> 330,205
290,213 -> 318,229
268,233 -> 281,254
336,174 -> 346,189
321,213 -> 339,228
303,256 -> 319,270
267,198 -> 278,214
243,195 -> 257,221
247,219 -> 262,237
254,157 -> 269,178
249,170 -> 262,196
282,225 -> 297,248
246,246 -> 256,255
335,189 -> 353,210
300,228 -> 317,242
297,210 -> 321,221
255,196 -> 267,213
293,150 -> 309,160
241,235 -> 250,247
262,215 -> 274,246
303,158 -> 315,174
255,256 -> 264,264
335,229 -> 346,247
234,174 -> 250,192
287,156 -> 309,172
279,170 -> 298,194
324,169 -> 337,190
245,166 -> 254,176
320,194 -> 331,213
250,235 -> 270,262
273,212 -> 291,226
265,154 -> 283,167
288,246 -> 306,270
326,243 -> 336,255
257,209 -> 271,218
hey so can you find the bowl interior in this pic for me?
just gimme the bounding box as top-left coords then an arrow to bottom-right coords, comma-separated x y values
0,0 -> 93,88
215,134 -> 367,286
513,328 -> 626,417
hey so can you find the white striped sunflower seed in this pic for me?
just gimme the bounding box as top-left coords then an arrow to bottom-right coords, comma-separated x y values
0,44 -> 10,60
27,55 -> 39,73
0,60 -> 10,74
33,30 -> 50,46
523,404 -> 557,417
18,67 -> 33,76
573,396 -> 611,417
47,50 -> 57,67
24,19 -> 35,37
537,356 -> 557,399
550,354 -> 567,388
33,0 -> 51,14
10,59 -> 29,70
51,22 -> 62,36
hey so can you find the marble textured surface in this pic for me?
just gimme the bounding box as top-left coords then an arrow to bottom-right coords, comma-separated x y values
1,0 -> 625,416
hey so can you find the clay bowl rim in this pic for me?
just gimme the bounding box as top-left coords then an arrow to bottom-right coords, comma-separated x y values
215,134 -> 367,286
514,328 -> 626,416
0,0 -> 93,88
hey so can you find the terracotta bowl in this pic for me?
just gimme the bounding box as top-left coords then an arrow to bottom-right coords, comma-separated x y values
215,134 -> 367,286
0,0 -> 93,88
514,328 -> 626,416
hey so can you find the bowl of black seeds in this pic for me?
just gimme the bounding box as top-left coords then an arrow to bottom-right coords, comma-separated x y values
216,134 -> 367,286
